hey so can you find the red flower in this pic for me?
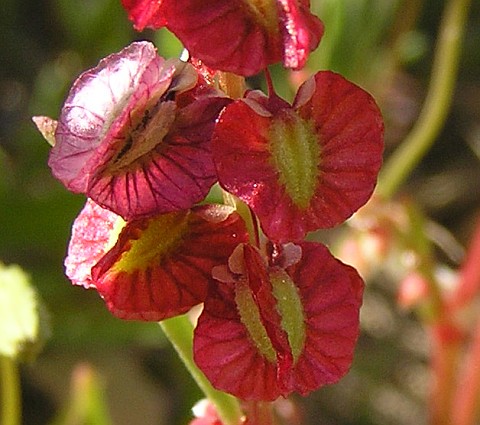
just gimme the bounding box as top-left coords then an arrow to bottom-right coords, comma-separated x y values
65,198 -> 125,289
189,399 -> 223,425
121,0 -> 166,30
65,199 -> 248,320
212,71 -> 384,243
121,0 -> 324,76
194,242 -> 364,400
50,41 -> 229,220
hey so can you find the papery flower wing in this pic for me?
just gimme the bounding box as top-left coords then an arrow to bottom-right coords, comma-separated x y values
122,0 -> 167,30
212,71 -> 384,242
87,92 -> 231,220
90,205 -> 248,321
194,241 -> 363,400
293,71 -> 384,225
286,242 -> 363,394
155,0 -> 322,76
277,0 -> 324,69
161,0 -> 278,76
194,281 -> 282,400
50,42 -> 174,194
50,41 -> 226,220
65,199 -> 125,289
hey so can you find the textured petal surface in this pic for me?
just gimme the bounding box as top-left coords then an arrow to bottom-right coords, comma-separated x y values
194,261 -> 282,401
286,242 -> 363,394
50,42 -> 173,193
65,199 -> 124,289
50,41 -> 226,220
91,205 -> 248,321
121,1 -> 322,74
122,0 -> 167,30
277,0 -> 324,69
163,0 -> 278,76
88,94 -> 230,220
212,71 -> 384,242
122,0 -> 322,75
194,241 -> 363,400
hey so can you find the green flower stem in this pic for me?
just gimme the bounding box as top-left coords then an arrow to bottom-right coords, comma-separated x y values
405,202 -> 444,320
159,315 -> 243,425
1,356 -> 21,425
376,0 -> 471,200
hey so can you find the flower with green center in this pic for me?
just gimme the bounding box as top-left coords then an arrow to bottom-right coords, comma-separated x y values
65,199 -> 249,321
212,71 -> 384,243
194,242 -> 364,400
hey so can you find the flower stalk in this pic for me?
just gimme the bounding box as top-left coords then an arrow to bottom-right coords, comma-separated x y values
244,401 -> 277,425
159,315 -> 244,425
0,356 -> 21,425
377,0 -> 472,200
429,324 -> 462,425
450,316 -> 480,425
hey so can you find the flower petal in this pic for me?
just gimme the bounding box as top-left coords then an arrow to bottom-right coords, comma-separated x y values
277,0 -> 324,69
65,199 -> 125,289
50,41 -> 227,220
50,42 -> 174,194
121,0 -> 167,30
163,0 -> 278,76
212,71 -> 384,242
121,1 -> 322,74
87,93 -> 230,220
91,205 -> 248,321
293,71 -> 384,226
160,0 -> 322,76
286,242 -> 363,394
194,241 -> 363,400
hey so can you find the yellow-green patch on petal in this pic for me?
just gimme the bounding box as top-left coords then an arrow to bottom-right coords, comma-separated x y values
235,280 -> 277,363
112,212 -> 190,273
270,269 -> 306,363
269,110 -> 320,209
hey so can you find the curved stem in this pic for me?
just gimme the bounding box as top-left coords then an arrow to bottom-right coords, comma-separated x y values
376,0 -> 471,200
429,324 -> 461,425
159,315 -> 243,425
447,215 -> 480,311
244,401 -> 277,425
1,356 -> 21,425
450,315 -> 480,425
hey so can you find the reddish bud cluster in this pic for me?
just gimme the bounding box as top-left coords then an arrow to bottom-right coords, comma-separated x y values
34,0 -> 384,404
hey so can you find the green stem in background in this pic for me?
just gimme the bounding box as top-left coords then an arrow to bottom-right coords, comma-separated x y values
0,356 -> 21,425
159,315 -> 243,425
404,201 -> 444,320
372,0 -> 423,104
376,0 -> 471,200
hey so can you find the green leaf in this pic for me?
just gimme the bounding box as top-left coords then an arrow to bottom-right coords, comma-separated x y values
0,263 -> 50,361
